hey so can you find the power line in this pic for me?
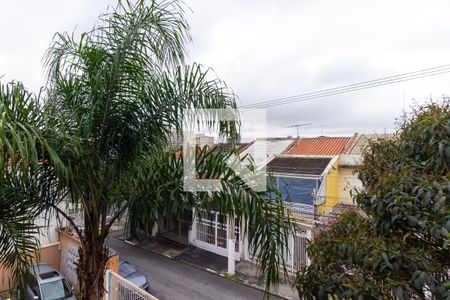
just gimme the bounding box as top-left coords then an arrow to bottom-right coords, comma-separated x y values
241,64 -> 450,109
243,64 -> 450,108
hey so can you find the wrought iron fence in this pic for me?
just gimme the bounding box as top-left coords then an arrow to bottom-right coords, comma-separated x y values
284,202 -> 314,217
104,270 -> 158,300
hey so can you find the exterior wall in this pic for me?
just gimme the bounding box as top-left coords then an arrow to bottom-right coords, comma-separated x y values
338,167 -> 362,205
171,132 -> 214,148
105,254 -> 119,274
0,206 -> 65,293
33,202 -> 69,245
339,154 -> 362,166
39,242 -> 62,271
59,229 -> 82,288
318,158 -> 340,215
34,211 -> 64,245
0,242 -> 61,293
0,210 -> 116,294
59,228 -> 119,292
194,134 -> 215,147
240,138 -> 294,167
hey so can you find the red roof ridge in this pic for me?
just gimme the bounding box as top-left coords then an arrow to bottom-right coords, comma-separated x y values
342,133 -> 359,154
281,138 -> 298,155
284,134 -> 357,156
238,140 -> 254,153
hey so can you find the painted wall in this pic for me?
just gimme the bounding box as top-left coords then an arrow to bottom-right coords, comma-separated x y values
0,225 -> 118,294
105,254 -> 119,274
34,203 -> 68,245
338,167 -> 362,205
59,228 -> 119,293
318,158 -> 340,215
59,229 -> 81,288
0,203 -> 67,293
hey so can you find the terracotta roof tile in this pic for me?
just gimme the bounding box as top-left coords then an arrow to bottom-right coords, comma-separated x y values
284,134 -> 357,156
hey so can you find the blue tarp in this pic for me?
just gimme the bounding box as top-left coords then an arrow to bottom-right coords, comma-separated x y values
277,176 -> 318,205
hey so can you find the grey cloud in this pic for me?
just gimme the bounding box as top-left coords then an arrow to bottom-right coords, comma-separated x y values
1,0 -> 450,137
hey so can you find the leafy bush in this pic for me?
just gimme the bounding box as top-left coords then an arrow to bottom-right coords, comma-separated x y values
295,101 -> 450,299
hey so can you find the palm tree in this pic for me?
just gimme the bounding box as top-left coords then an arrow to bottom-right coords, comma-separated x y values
43,1 -> 240,298
1,1 -> 294,298
0,82 -> 67,292
125,146 -> 295,293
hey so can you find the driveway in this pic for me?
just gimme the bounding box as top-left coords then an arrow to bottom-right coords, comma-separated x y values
107,237 -> 282,300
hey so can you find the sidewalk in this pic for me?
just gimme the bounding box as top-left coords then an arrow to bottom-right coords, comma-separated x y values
109,230 -> 299,299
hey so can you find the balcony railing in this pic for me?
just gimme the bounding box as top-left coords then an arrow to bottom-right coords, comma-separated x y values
284,202 -> 314,217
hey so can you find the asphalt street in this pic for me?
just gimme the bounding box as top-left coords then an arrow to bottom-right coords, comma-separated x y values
107,237 -> 282,300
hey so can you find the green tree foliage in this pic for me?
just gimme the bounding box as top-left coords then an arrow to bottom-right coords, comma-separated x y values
125,146 -> 295,292
0,1 -> 298,297
0,82 -> 67,291
295,102 -> 450,299
1,1 -> 238,298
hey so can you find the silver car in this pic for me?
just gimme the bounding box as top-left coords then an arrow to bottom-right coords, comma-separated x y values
118,259 -> 150,291
24,264 -> 75,300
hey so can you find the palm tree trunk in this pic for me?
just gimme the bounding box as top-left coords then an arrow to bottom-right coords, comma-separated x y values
129,208 -> 139,240
77,203 -> 108,300
77,240 -> 108,299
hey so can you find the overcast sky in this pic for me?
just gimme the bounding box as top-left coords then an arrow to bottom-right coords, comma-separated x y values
1,0 -> 450,138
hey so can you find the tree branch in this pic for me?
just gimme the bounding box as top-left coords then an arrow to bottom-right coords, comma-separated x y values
48,202 -> 84,242
103,203 -> 129,239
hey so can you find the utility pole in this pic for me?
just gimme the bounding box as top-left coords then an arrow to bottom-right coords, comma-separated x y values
286,123 -> 311,137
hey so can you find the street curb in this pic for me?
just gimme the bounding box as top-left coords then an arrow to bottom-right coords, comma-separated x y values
117,236 -> 292,300
124,239 -> 137,246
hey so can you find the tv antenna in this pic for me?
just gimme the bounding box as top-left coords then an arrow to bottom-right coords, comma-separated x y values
285,123 -> 311,137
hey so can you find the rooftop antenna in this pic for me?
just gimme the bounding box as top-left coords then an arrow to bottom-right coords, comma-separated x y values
285,123 -> 311,138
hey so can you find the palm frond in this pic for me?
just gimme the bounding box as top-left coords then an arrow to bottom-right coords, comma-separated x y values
0,82 -> 67,290
125,146 -> 295,293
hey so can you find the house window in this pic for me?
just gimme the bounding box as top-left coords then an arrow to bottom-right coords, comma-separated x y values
276,176 -> 318,205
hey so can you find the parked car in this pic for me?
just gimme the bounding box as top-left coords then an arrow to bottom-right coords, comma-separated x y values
118,259 -> 150,291
23,264 -> 75,300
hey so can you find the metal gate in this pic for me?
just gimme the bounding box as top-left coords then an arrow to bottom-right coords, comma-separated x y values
292,233 -> 308,270
104,270 -> 158,300
194,211 -> 240,259
287,229 -> 311,272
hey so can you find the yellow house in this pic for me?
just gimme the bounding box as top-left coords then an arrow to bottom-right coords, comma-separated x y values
322,156 -> 341,214
267,134 -> 358,217
337,133 -> 392,206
